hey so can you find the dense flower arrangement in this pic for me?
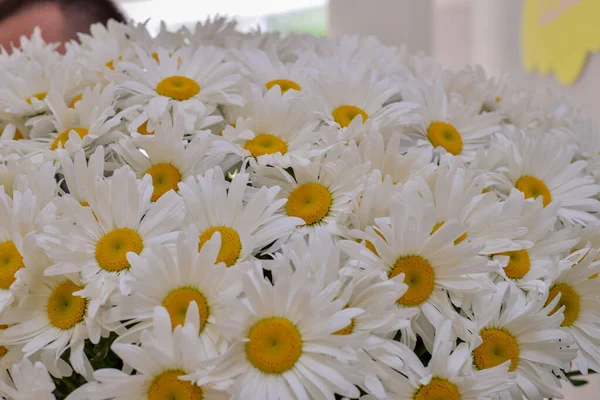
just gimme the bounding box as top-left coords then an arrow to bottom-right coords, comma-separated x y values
1,17 -> 600,400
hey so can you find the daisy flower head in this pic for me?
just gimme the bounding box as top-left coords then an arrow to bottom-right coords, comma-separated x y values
106,230 -> 239,356
126,21 -> 186,59
369,320 -> 514,400
182,15 -> 242,48
0,187 -> 57,313
544,248 -> 600,374
0,58 -> 83,120
189,263 -> 363,400
70,306 -> 229,400
56,146 -> 105,207
467,281 -> 577,400
401,78 -> 502,161
252,146 -> 369,235
0,272 -> 104,379
113,111 -> 224,202
0,357 -> 56,400
233,47 -> 315,94
339,174 -> 402,257
493,189 -> 580,292
72,19 -> 135,77
307,60 -> 417,132
216,85 -> 321,168
23,84 -> 125,157
340,196 -> 494,347
38,166 -> 185,290
404,156 -> 531,256
118,44 -> 243,130
356,128 -> 435,185
178,166 -> 302,269
488,130 -> 600,225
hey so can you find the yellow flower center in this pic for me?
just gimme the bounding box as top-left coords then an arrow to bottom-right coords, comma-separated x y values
26,92 -> 47,104
50,127 -> 89,151
137,121 -> 155,136
332,105 -> 369,128
498,249 -> 531,279
198,227 -> 242,267
47,281 -> 87,330
546,283 -> 580,327
495,96 -> 502,103
156,76 -> 200,101
431,222 -> 468,245
0,325 -> 7,358
427,121 -> 463,155
389,255 -> 435,306
286,183 -> 332,226
473,328 -> 519,372
105,60 -> 115,70
245,317 -> 303,374
95,228 -> 144,272
515,176 -> 552,207
69,94 -> 83,109
265,79 -> 301,93
163,287 -> 209,333
413,377 -> 461,400
145,163 -> 182,202
244,134 -> 288,157
148,370 -> 203,400
0,241 -> 24,289
364,228 -> 386,256
333,319 -> 355,335
12,129 -> 23,140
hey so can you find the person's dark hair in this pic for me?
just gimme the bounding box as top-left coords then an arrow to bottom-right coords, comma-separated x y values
0,0 -> 126,29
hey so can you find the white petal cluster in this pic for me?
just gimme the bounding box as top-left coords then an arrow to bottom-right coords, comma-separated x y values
0,18 -> 599,400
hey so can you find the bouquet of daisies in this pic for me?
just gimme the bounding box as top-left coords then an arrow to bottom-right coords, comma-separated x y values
1,17 -> 600,400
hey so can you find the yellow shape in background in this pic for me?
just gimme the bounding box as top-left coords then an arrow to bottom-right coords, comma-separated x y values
522,0 -> 600,85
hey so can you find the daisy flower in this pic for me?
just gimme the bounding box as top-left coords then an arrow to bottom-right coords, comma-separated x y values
342,169 -> 402,243
403,157 -> 531,255
545,249 -> 600,374
118,45 -> 243,130
493,190 -> 580,292
252,147 -> 369,234
488,131 -> 600,225
72,20 -> 134,76
178,167 -> 302,268
233,48 -> 315,94
0,188 -> 55,313
105,231 -> 239,357
215,85 -> 321,168
467,281 -> 577,400
68,306 -> 229,400
113,112 -> 224,202
182,15 -> 242,48
0,272 -> 105,379
0,357 -> 56,400
340,197 -> 494,348
401,79 -> 501,161
19,84 -> 126,157
307,61 -> 416,131
57,147 -> 105,207
356,129 -> 435,185
187,263 -> 363,400
38,166 -> 185,291
366,320 -> 514,400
